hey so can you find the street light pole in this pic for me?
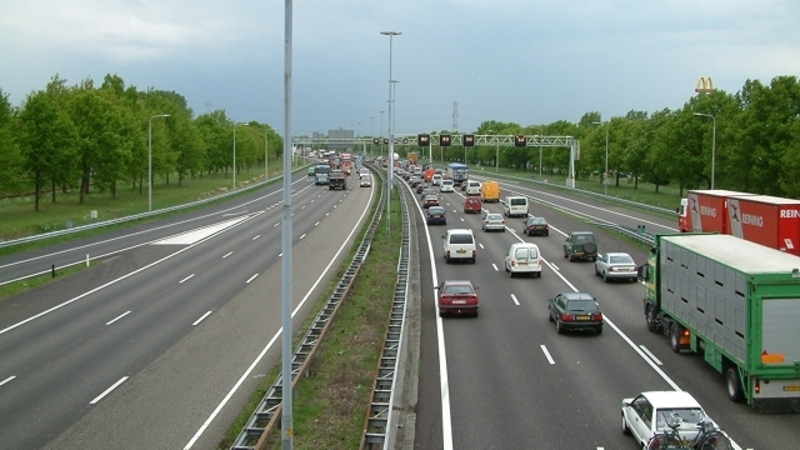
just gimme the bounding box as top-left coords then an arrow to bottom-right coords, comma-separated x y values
381,30 -> 401,236
233,122 -> 249,189
148,113 -> 169,212
265,128 -> 269,181
694,112 -> 716,189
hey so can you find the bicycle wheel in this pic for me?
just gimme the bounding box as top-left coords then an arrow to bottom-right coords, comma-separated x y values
695,431 -> 732,450
647,433 -> 684,450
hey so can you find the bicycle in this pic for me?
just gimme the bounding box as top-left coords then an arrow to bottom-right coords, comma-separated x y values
646,412 -> 732,450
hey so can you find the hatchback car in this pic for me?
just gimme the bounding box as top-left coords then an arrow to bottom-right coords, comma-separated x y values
422,194 -> 440,209
359,175 -> 372,187
420,187 -> 435,199
409,176 -> 421,187
307,167 -> 316,176
440,180 -> 455,193
522,216 -> 549,236
426,206 -> 447,225
416,183 -> 429,194
548,292 -> 603,334
622,391 -> 721,449
436,280 -> 479,317
482,213 -> 506,232
595,252 -> 637,282
463,197 -> 483,214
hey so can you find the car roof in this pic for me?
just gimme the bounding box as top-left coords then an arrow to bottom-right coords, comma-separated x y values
571,231 -> 594,235
605,252 -> 632,257
428,206 -> 445,211
511,242 -> 539,249
423,194 -> 438,199
640,391 -> 702,409
441,280 -> 475,287
447,228 -> 473,235
486,213 -> 503,218
559,292 -> 595,301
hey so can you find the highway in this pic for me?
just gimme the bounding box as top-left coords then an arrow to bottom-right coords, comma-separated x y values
0,172 -> 375,450
410,175 -> 800,450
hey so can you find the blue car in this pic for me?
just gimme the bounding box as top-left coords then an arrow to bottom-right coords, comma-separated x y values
426,206 -> 447,225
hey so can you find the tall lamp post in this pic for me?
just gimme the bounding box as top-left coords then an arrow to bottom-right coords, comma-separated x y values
264,127 -> 269,181
533,126 -> 544,181
148,113 -> 169,212
694,112 -> 716,189
381,30 -> 401,236
233,122 -> 249,189
593,121 -> 610,195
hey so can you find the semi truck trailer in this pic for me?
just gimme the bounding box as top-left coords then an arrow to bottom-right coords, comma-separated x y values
640,233 -> 800,412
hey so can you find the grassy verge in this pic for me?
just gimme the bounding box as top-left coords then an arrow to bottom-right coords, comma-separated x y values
218,185 -> 403,449
0,261 -> 99,301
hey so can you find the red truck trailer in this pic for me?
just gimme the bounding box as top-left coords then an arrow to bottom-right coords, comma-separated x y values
677,190 -> 753,233
727,195 -> 800,255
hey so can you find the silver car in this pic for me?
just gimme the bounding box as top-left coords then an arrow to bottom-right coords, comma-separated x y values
594,252 -> 637,282
482,213 -> 505,232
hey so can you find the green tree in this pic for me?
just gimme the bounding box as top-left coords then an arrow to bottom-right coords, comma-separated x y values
17,90 -> 77,210
0,89 -> 23,193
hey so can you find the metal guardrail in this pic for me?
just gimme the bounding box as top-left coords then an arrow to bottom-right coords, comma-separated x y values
360,176 -> 411,449
471,171 -> 678,217
0,166 -> 313,250
590,221 -> 655,247
230,167 -> 390,450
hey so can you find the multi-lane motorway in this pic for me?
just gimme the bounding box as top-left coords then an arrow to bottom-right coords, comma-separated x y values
410,175 -> 799,450
3,167 -> 799,450
0,172 -> 375,450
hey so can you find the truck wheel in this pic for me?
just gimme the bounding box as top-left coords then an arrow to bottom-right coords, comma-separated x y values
669,323 -> 683,353
726,367 -> 745,403
645,307 -> 658,333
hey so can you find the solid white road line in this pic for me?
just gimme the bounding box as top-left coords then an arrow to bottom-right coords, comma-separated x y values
179,274 -> 195,284
0,376 -> 16,386
90,376 -> 128,405
193,311 -> 213,326
106,311 -> 131,326
540,345 -> 555,364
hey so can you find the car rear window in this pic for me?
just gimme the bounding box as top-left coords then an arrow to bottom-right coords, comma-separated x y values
567,300 -> 598,312
514,247 -> 538,259
449,234 -> 474,244
510,198 -> 526,205
610,255 -> 634,264
443,284 -> 474,295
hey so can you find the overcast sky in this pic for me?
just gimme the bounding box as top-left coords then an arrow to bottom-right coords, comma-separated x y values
2,0 -> 799,137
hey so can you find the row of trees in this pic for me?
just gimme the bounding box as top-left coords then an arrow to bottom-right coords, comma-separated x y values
0,74 -> 282,210
418,75 -> 800,198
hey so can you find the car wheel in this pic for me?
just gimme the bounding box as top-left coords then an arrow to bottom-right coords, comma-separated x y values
502,228 -> 505,232
594,266 -> 600,276
603,271 -> 609,283
726,367 -> 744,403
509,270 -> 514,278
548,308 -> 554,322
555,320 -> 564,334
545,231 -> 549,236
621,413 -> 631,436
471,257 -> 476,264
596,325 -> 603,335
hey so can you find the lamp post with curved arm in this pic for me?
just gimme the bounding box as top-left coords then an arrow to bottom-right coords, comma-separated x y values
148,114 -> 169,212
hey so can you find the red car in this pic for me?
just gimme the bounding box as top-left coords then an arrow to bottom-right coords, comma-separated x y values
463,197 -> 483,214
436,280 -> 479,317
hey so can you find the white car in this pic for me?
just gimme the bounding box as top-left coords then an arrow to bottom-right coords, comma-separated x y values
594,252 -> 637,282
504,242 -> 542,277
621,391 -> 722,449
359,175 -> 372,187
481,213 -> 505,232
442,228 -> 476,264
440,180 -> 455,193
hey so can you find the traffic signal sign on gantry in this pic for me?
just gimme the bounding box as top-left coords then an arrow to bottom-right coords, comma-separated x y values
439,134 -> 452,147
514,135 -> 527,147
418,134 -> 430,147
463,134 -> 475,147
373,138 -> 379,145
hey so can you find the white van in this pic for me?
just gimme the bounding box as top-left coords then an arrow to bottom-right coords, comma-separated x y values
431,174 -> 443,186
504,242 -> 542,277
442,229 -> 477,263
465,180 -> 482,196
503,196 -> 529,218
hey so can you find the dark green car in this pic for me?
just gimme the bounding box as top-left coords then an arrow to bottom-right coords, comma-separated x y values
307,167 -> 315,176
563,231 -> 598,261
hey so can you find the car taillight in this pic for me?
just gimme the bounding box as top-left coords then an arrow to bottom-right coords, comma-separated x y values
472,250 -> 476,257
592,313 -> 603,321
562,313 -> 574,321
608,267 -> 615,272
511,260 -> 516,267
